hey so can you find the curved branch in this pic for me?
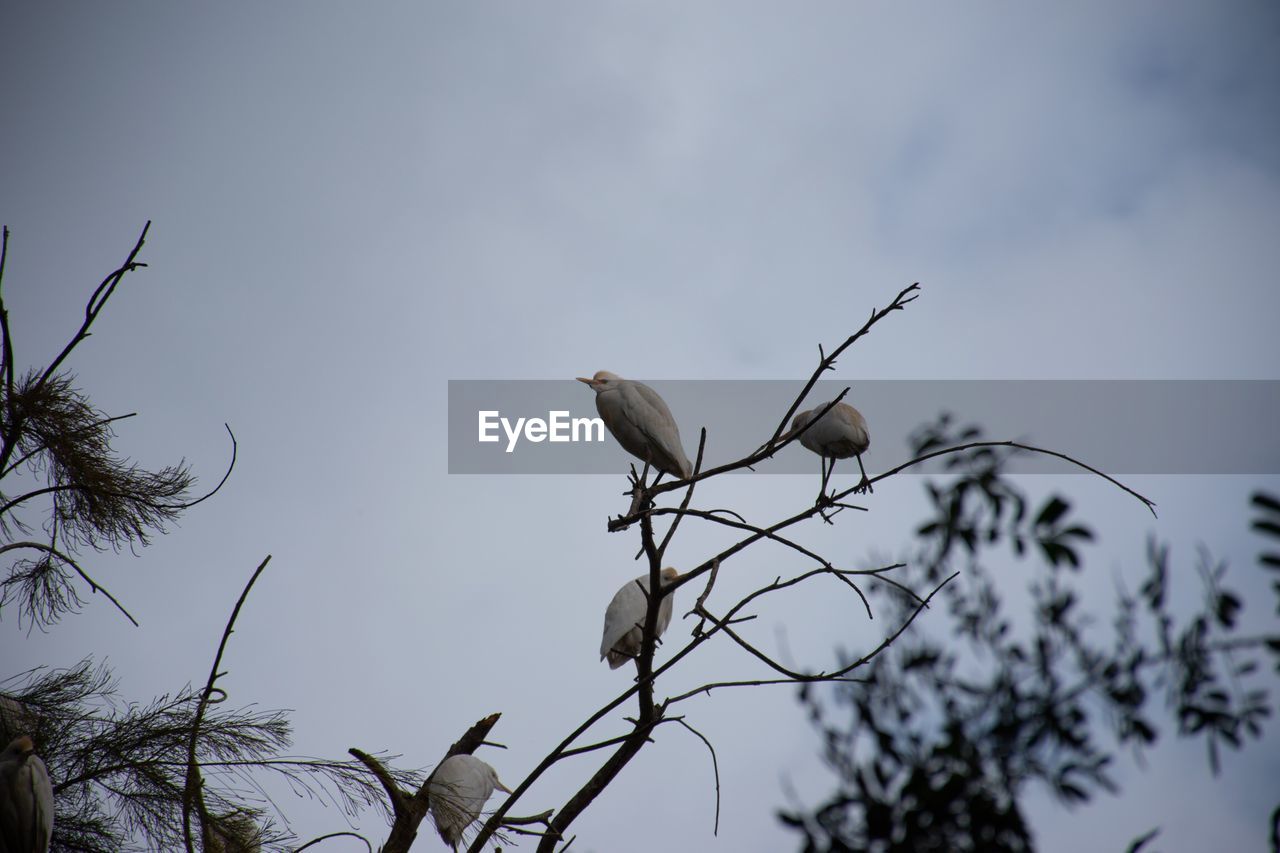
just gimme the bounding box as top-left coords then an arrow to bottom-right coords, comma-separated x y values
674,717 -> 721,836
171,423 -> 237,510
294,831 -> 373,852
862,439 -> 1157,516
654,506 -> 876,618
698,569 -> 955,681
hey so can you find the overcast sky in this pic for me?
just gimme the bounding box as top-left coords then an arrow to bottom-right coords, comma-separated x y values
2,3 -> 1279,852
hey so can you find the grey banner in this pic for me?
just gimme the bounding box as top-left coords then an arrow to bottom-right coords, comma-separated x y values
447,380 -> 1280,475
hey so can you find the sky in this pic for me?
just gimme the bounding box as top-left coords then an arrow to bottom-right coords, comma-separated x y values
2,2 -> 1279,851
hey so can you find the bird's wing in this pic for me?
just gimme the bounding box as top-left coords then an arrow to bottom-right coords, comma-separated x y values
606,637 -> 640,669
34,757 -> 53,851
849,406 -> 870,450
831,405 -> 870,453
429,758 -> 486,844
600,579 -> 646,659
619,383 -> 691,477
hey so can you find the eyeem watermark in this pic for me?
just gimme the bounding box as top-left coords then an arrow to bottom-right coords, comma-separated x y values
478,410 -> 605,453
448,379 -> 1280,475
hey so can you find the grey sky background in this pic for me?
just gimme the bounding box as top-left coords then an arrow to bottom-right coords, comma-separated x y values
2,3 -> 1279,851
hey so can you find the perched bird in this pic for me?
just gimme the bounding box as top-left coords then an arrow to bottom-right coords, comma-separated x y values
204,810 -> 262,853
790,400 -> 872,496
427,754 -> 511,850
600,568 -> 681,669
577,371 -> 692,481
0,735 -> 54,853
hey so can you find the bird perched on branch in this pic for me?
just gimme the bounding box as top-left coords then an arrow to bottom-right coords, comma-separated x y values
791,400 -> 872,496
427,753 -> 511,850
577,371 -> 692,481
600,568 -> 681,669
0,735 -> 54,853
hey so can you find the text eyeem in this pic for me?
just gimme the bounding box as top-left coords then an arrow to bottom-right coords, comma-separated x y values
477,410 -> 605,453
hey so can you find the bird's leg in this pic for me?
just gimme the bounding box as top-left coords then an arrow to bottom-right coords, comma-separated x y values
815,457 -> 837,524
853,453 -> 873,494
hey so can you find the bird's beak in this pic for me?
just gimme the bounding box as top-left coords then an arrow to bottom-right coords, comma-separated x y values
576,377 -> 594,387
496,779 -> 513,794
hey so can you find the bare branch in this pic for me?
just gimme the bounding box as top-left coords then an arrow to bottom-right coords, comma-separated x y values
171,423 -> 237,510
656,427 -> 707,560
666,675 -> 870,706
183,555 -> 272,852
673,717 -> 721,836
0,540 -> 138,626
37,222 -> 151,391
696,569 -> 955,681
863,439 -> 1156,517
637,281 -> 920,497
0,226 -> 14,405
294,831 -> 374,852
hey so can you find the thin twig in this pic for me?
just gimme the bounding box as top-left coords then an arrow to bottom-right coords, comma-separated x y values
294,831 -> 374,852
656,428 -> 707,560
665,675 -> 870,706
674,717 -> 721,836
634,282 -> 920,500
37,222 -> 151,392
173,423 -> 237,509
858,439 -> 1157,517
182,555 -> 272,852
0,540 -> 139,626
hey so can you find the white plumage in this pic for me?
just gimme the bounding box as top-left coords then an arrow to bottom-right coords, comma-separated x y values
600,568 -> 681,669
0,735 -> 54,853
427,754 -> 510,850
791,400 -> 872,494
577,371 -> 692,480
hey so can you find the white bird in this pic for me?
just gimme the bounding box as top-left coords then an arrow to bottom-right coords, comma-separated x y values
600,568 -> 681,669
0,735 -> 54,853
791,400 -> 872,496
427,754 -> 511,851
577,371 -> 692,481
205,810 -> 262,853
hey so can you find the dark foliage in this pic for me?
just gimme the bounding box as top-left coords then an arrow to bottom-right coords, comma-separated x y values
780,415 -> 1280,852
0,225 -> 200,629
1,660 -> 409,852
